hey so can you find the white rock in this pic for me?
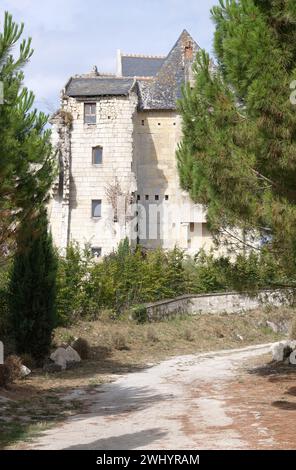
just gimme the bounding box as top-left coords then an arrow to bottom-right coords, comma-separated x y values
65,345 -> 81,364
288,340 -> 296,350
50,346 -> 81,370
20,365 -> 31,378
271,342 -> 286,362
50,347 -> 68,370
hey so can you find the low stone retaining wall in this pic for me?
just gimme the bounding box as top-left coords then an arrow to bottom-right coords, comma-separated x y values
145,289 -> 293,321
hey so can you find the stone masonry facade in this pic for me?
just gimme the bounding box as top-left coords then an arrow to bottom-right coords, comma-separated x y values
49,30 -> 213,256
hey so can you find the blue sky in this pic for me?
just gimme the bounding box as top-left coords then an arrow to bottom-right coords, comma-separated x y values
1,0 -> 219,114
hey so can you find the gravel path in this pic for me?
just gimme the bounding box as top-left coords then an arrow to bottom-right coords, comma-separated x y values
24,343 -> 274,450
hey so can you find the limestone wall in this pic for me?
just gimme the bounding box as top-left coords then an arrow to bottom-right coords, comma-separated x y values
133,111 -> 212,253
49,94 -> 214,256
145,290 -> 292,321
49,93 -> 138,255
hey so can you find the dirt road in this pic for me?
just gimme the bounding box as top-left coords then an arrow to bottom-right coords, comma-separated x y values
23,343 -> 296,450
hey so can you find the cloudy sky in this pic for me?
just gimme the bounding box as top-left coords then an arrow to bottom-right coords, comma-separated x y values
1,0 -> 219,114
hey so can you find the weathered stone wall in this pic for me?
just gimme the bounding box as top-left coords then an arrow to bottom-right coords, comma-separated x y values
49,93 -> 138,255
145,290 -> 292,321
133,111 -> 212,253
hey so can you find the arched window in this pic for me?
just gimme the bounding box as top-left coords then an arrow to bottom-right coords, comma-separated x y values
92,146 -> 103,165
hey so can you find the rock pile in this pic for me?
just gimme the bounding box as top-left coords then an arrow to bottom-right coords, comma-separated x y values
271,341 -> 296,364
44,346 -> 81,372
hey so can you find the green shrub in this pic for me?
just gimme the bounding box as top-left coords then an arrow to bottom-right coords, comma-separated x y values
56,242 -> 93,325
54,239 -> 284,326
132,305 -> 148,324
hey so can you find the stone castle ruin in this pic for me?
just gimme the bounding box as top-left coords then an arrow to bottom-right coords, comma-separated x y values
49,30 -> 213,257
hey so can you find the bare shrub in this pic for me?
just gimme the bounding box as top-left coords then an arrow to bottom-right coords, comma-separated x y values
184,328 -> 194,342
113,332 -> 129,351
289,319 -> 296,340
72,337 -> 90,360
5,355 -> 23,382
146,326 -> 159,343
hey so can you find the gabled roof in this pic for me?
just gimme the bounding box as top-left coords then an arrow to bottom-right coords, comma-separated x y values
138,30 -> 200,110
121,55 -> 165,77
66,77 -> 134,97
63,30 -> 199,108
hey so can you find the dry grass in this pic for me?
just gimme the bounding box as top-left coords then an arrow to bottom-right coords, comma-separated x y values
289,318 -> 296,340
1,306 -> 295,448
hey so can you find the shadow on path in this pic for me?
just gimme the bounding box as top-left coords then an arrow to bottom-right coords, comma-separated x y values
64,428 -> 167,450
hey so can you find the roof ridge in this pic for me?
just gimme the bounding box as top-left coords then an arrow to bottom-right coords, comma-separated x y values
72,74 -> 133,80
121,53 -> 166,59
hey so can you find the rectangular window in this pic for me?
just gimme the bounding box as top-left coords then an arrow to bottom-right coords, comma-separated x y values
92,146 -> 103,164
165,195 -> 169,201
145,195 -> 149,201
190,222 -> 195,233
155,195 -> 159,201
91,199 -> 101,218
91,247 -> 102,258
84,103 -> 96,124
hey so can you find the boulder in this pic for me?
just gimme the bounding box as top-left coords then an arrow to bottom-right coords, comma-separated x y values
20,365 -> 31,378
50,346 -> 81,370
271,342 -> 286,362
65,346 -> 81,364
271,341 -> 296,363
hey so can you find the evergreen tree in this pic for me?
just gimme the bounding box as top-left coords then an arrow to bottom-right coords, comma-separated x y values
9,209 -> 57,360
177,0 -> 296,273
0,12 -> 55,258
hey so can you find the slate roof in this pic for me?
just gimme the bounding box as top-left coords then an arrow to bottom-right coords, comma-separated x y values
138,30 -> 200,110
64,30 -> 199,110
66,77 -> 134,97
121,56 -> 165,77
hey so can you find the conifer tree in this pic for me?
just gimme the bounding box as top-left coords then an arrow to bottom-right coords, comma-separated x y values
177,0 -> 296,273
9,209 -> 57,360
0,12 -> 55,258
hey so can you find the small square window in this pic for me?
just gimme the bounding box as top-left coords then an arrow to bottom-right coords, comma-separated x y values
84,103 -> 96,124
145,195 -> 149,201
155,195 -> 159,201
141,120 -> 145,126
91,247 -> 102,258
92,146 -> 103,164
92,199 -> 101,218
158,122 -> 161,126
137,195 -> 141,201
165,195 -> 169,201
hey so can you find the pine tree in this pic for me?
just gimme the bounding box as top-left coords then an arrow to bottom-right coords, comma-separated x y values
177,0 -> 296,273
9,209 -> 57,361
0,12 -> 55,258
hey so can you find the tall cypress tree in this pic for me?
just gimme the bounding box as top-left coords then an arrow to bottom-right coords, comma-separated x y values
9,210 -> 57,360
177,0 -> 296,273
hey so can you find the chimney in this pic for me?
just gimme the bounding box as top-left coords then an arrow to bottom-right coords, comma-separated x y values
184,41 -> 193,60
116,49 -> 122,77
